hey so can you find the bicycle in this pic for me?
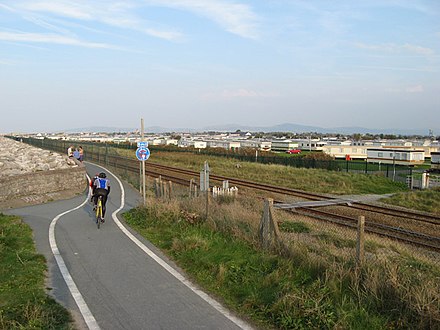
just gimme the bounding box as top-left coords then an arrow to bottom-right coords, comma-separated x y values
95,195 -> 104,229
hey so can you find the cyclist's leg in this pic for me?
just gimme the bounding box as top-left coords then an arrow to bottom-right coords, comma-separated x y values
92,194 -> 98,210
101,193 -> 108,218
96,197 -> 102,227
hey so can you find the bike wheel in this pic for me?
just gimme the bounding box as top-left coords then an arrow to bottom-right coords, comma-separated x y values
96,199 -> 102,229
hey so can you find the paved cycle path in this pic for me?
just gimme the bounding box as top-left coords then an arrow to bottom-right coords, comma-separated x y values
7,163 -> 252,330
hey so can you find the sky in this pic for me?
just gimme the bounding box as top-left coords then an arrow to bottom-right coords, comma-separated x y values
1,0 -> 439,134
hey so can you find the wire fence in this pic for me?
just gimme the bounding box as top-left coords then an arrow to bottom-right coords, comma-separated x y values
260,199 -> 440,268
10,136 -> 424,187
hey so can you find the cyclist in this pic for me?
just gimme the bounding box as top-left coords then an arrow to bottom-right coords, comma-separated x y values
92,172 -> 110,221
90,173 -> 99,202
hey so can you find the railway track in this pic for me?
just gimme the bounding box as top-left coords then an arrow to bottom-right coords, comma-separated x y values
144,161 -> 440,226
290,208 -> 440,252
90,153 -> 440,252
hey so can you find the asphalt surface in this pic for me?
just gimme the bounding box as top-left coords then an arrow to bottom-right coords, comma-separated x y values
7,163 -> 252,330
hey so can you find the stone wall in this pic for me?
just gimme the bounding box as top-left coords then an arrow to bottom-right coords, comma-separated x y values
0,136 -> 88,209
0,161 -> 87,209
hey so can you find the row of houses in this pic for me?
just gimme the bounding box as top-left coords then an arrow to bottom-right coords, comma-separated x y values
158,138 -> 439,166
30,132 -> 440,166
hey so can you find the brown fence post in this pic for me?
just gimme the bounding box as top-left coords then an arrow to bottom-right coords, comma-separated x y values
168,181 -> 173,200
163,180 -> 168,200
189,179 -> 194,197
154,178 -> 161,198
356,215 -> 365,266
259,198 -> 280,249
159,176 -> 165,198
204,187 -> 210,220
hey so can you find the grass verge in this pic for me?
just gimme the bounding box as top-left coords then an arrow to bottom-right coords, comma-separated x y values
123,198 -> 440,329
0,213 -> 72,329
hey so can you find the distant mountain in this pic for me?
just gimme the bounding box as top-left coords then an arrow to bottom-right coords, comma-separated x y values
60,123 -> 434,136
200,123 -> 322,133
62,126 -> 196,134
201,123 -> 432,136
62,126 -> 136,133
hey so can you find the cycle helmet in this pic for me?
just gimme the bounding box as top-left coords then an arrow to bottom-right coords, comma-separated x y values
98,172 -> 107,178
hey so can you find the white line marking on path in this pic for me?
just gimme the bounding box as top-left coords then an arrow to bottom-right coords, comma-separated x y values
90,164 -> 253,330
49,178 -> 100,330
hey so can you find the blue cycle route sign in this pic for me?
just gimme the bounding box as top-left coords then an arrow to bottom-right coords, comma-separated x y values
136,147 -> 150,161
137,141 -> 148,149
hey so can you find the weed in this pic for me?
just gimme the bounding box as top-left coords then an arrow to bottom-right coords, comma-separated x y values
279,221 -> 311,233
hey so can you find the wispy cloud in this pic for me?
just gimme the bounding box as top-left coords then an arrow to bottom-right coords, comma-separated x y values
201,88 -> 279,101
0,31 -> 114,49
385,85 -> 425,94
354,65 -> 437,72
355,42 -> 435,56
2,0 -> 258,42
22,2 -> 94,20
222,88 -> 259,98
0,58 -> 16,65
144,0 -> 259,39
10,1 -> 184,41
22,15 -> 75,36
405,85 -> 424,93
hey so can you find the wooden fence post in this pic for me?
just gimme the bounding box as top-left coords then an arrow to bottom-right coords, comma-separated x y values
154,178 -> 161,198
158,176 -> 164,198
205,187 -> 210,220
163,180 -> 168,200
356,216 -> 365,266
259,198 -> 280,249
189,179 -> 194,197
168,181 -> 173,200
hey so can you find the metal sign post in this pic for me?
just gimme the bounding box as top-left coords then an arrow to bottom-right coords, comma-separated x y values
138,119 -> 149,205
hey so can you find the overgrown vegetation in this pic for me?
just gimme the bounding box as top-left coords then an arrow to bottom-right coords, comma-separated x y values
116,149 -> 408,195
123,196 -> 440,329
0,213 -> 72,329
380,187 -> 440,214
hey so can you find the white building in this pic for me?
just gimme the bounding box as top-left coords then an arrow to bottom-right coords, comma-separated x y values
297,139 -> 326,151
206,140 -> 241,150
178,140 -> 207,149
322,145 -> 368,159
239,140 -> 272,151
367,148 -> 425,165
165,139 -> 178,146
271,140 -> 299,152
431,152 -> 440,170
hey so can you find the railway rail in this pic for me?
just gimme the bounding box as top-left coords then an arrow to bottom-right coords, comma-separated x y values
289,207 -> 440,252
143,160 -> 440,228
87,153 -> 440,252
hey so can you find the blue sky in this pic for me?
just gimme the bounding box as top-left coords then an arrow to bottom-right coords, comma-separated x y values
1,1 -> 439,134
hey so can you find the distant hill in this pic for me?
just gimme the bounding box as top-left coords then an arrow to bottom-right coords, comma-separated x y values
63,126 -> 137,133
201,123 -> 432,136
61,123 -> 434,136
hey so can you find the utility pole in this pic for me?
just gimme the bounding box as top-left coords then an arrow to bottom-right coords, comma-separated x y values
141,118 -> 146,205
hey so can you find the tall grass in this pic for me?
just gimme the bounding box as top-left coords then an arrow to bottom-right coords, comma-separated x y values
380,187 -> 440,214
0,213 -> 72,329
123,195 -> 440,329
115,149 -> 408,195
